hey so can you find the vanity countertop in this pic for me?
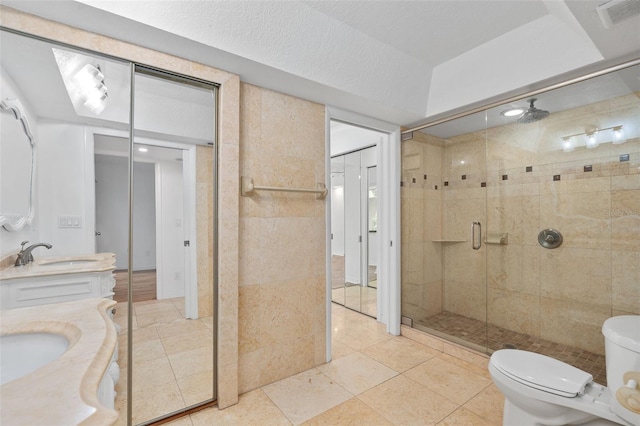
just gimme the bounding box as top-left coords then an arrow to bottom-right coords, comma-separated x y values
0,298 -> 119,425
0,253 -> 116,280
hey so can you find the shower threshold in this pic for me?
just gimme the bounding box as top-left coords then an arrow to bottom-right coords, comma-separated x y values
415,311 -> 607,385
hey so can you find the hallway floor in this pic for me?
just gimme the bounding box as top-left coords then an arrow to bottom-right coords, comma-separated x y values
166,303 -> 504,425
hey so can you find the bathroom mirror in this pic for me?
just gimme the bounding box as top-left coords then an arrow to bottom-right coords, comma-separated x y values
0,98 -> 35,231
367,166 -> 377,233
0,28 -> 218,425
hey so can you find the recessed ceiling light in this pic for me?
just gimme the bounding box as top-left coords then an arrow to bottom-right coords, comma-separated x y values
138,147 -> 148,153
501,107 -> 526,117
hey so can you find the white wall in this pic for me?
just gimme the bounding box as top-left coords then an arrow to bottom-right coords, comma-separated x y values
330,121 -> 382,156
361,148 -> 377,270
38,121 -> 92,257
95,154 -> 128,268
95,154 -> 156,270
0,67 -> 40,257
133,161 -> 156,270
344,151 -> 361,285
330,173 -> 344,256
156,160 -> 184,299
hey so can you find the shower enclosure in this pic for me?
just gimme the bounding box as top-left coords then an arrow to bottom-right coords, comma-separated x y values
401,61 -> 640,386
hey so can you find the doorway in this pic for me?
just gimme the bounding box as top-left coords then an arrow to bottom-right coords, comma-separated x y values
94,136 -> 193,307
325,109 -> 402,363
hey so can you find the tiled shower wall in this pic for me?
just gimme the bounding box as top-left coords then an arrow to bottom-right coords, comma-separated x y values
402,92 -> 640,355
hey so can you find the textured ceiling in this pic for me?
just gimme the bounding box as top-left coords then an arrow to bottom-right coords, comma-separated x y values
3,0 -> 640,127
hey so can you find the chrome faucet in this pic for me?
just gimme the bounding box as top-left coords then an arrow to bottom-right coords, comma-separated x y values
14,241 -> 53,266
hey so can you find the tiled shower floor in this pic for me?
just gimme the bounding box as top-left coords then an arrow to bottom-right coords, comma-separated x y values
416,311 -> 607,385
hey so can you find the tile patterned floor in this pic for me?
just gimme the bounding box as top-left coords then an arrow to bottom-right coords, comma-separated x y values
332,285 -> 377,318
417,311 -> 607,385
165,303 -> 504,425
112,298 -> 215,425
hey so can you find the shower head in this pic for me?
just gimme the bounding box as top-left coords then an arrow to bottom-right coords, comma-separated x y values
517,98 -> 549,124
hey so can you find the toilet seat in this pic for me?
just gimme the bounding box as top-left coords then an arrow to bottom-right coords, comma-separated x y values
490,350 -> 593,398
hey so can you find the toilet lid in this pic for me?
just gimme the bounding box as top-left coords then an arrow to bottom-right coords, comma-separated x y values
490,349 -> 593,397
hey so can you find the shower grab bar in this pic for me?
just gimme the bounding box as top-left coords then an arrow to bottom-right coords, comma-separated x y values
472,221 -> 482,250
241,176 -> 328,199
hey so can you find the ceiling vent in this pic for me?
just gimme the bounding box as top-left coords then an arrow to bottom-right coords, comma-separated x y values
596,0 -> 640,28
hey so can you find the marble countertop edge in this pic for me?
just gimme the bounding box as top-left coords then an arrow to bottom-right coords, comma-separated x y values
0,253 -> 117,280
0,298 -> 119,426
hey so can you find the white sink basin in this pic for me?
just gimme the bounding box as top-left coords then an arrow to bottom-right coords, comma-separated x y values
0,333 -> 69,385
39,259 -> 96,266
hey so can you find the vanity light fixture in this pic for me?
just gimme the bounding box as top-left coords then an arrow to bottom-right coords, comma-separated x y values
138,147 -> 148,153
560,125 -> 624,151
53,48 -> 109,115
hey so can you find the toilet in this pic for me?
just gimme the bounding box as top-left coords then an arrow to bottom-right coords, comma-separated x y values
489,315 -> 640,426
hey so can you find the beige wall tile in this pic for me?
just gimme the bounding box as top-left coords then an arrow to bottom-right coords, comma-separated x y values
612,189 -> 640,251
612,250 -> 640,314
238,82 -> 326,389
540,297 -> 610,354
488,288 -> 540,336
539,190 -> 611,249
487,245 -> 540,296
444,134 -> 486,177
486,194 -> 540,245
238,286 -> 261,354
539,247 -> 611,308
238,350 -> 262,394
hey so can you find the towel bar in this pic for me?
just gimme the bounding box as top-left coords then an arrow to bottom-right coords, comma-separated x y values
241,176 -> 327,199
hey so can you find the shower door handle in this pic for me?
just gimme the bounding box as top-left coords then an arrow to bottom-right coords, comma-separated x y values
472,221 -> 482,250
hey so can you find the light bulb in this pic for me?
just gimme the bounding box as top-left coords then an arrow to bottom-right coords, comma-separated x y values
586,131 -> 599,149
562,137 -> 574,152
612,126 -> 625,144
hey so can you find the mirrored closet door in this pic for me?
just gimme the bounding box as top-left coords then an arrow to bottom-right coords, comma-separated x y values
330,146 -> 378,317
0,29 -> 218,426
130,68 -> 217,424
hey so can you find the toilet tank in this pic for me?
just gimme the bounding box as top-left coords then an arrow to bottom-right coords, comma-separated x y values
602,315 -> 640,425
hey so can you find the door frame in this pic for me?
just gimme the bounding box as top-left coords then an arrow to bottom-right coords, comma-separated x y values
86,127 -> 198,317
325,106 -> 401,362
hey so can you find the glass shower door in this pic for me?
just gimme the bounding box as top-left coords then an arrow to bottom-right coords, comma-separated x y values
399,108 -> 490,352
401,63 -> 640,388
